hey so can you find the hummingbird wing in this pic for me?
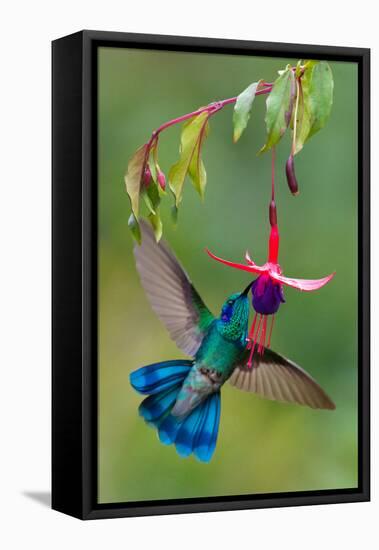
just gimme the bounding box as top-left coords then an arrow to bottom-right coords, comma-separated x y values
229,348 -> 335,410
134,221 -> 215,356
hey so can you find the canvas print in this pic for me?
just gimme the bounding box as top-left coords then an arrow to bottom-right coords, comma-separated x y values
98,47 -> 358,504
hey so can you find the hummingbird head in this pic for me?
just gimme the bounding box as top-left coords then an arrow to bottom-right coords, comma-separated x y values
219,282 -> 252,341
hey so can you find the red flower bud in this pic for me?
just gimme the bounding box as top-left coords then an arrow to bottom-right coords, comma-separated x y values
269,200 -> 277,227
143,164 -> 152,187
285,155 -> 299,196
157,170 -> 166,191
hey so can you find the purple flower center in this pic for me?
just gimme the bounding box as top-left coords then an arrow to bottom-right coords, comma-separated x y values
251,274 -> 285,315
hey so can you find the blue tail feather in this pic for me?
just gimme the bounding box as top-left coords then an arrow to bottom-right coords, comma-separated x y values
192,398 -> 211,456
158,413 -> 182,445
130,360 -> 221,462
175,404 -> 205,457
130,360 -> 192,395
157,394 -> 221,462
139,384 -> 182,424
194,393 -> 221,462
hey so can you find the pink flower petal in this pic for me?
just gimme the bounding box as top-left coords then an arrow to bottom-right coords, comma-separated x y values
245,251 -> 268,272
205,249 -> 266,275
245,250 -> 254,264
270,271 -> 336,291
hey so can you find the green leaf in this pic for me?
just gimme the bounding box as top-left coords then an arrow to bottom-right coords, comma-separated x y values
292,61 -> 333,154
149,141 -> 159,184
149,154 -> 157,184
171,204 -> 178,225
146,180 -> 160,209
260,67 -> 295,154
307,61 -> 334,138
148,210 -> 163,242
168,111 -> 209,207
189,154 -> 207,199
128,212 -> 141,244
142,191 -> 155,214
124,144 -> 148,218
233,81 -> 259,142
293,79 -> 312,155
187,118 -> 209,199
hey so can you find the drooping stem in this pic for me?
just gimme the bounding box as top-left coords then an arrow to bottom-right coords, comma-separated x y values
139,84 -> 273,191
268,147 -> 279,264
140,82 -> 273,192
269,147 -> 278,228
271,147 -> 276,201
145,86 -> 273,153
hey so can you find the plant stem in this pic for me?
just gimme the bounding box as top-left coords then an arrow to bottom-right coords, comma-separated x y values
271,147 -> 276,201
140,84 -> 273,199
269,147 -> 278,228
145,85 -> 273,151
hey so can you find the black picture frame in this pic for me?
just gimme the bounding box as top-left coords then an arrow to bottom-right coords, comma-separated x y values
52,30 -> 370,520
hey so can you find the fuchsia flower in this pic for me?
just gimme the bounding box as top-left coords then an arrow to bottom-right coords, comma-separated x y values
206,220 -> 335,368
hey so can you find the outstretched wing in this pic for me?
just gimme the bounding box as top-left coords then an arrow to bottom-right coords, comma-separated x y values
229,347 -> 335,410
134,221 -> 215,356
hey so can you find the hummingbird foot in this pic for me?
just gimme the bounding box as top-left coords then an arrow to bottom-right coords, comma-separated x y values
199,367 -> 223,386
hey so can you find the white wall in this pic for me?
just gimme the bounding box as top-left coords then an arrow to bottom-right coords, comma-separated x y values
0,1 -> 376,548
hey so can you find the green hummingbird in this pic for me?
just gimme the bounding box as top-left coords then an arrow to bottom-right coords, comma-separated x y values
130,221 -> 335,462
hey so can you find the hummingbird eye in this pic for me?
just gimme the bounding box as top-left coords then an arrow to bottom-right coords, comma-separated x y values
227,300 -> 234,306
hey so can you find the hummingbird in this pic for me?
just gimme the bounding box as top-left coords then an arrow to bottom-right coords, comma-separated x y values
130,221 -> 335,463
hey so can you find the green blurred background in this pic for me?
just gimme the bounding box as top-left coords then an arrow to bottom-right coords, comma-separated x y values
98,47 -> 358,504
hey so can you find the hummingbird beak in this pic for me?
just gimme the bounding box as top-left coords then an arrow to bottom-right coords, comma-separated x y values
241,281 -> 253,296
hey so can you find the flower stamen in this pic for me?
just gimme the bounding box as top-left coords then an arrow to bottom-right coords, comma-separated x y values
246,313 -> 277,367
247,314 -> 263,368
246,312 -> 258,349
258,316 -> 268,355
